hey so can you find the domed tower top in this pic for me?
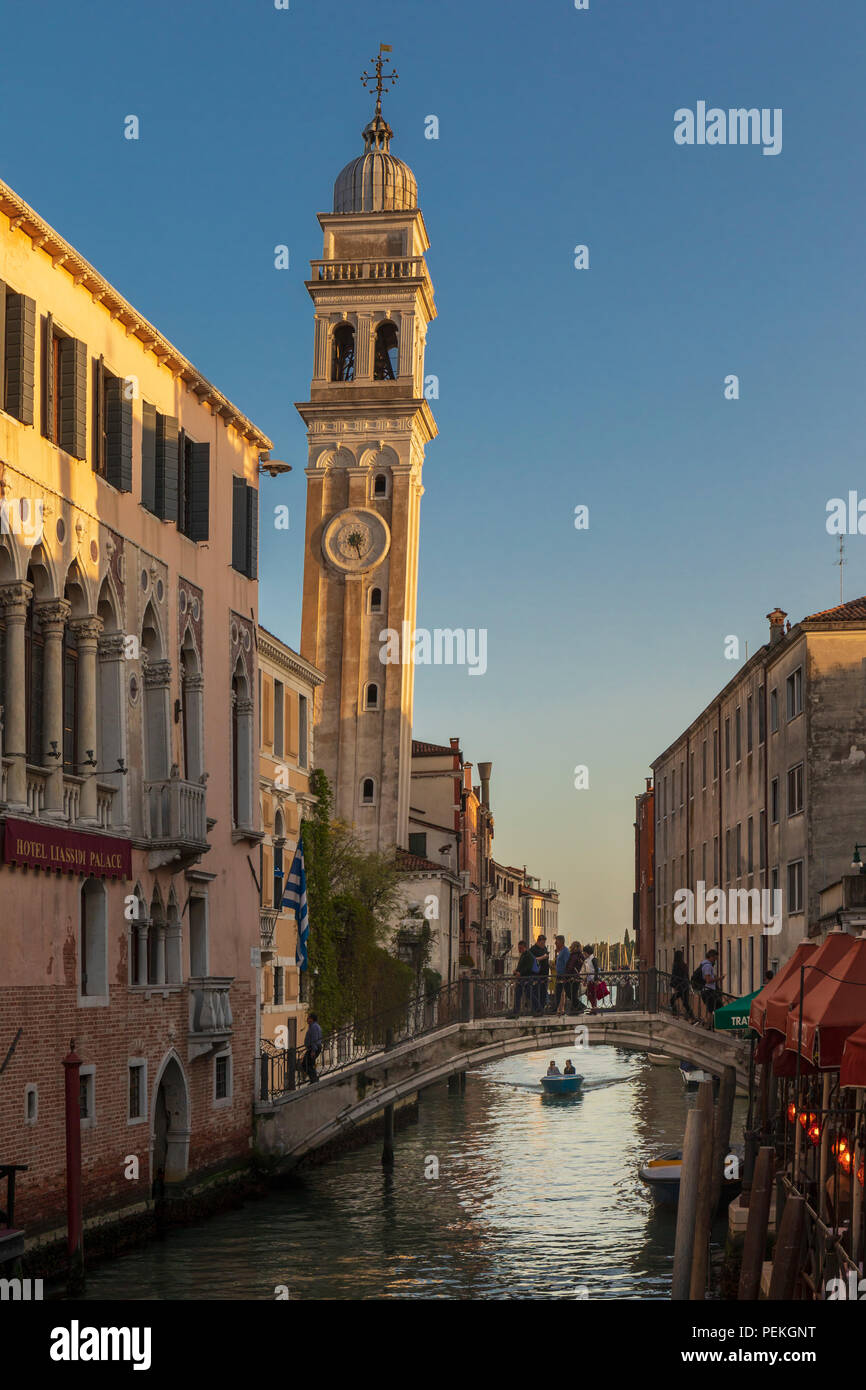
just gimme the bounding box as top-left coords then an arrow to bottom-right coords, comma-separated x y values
333,46 -> 418,214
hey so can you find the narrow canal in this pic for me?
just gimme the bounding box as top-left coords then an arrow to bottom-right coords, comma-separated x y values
79,1045 -> 746,1300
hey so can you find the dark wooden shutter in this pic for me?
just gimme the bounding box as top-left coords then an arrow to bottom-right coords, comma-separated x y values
3,290 -> 36,425
187,441 -> 210,541
155,412 -> 179,521
0,282 -> 6,410
42,313 -> 54,439
246,483 -> 258,580
105,373 -> 133,491
141,401 -> 157,512
232,475 -> 246,571
59,336 -> 87,458
93,356 -> 105,474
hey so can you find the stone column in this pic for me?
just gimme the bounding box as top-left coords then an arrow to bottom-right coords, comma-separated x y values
37,598 -> 71,816
70,615 -> 103,823
154,922 -> 166,986
0,580 -> 33,808
165,918 -> 182,985
136,917 -> 149,985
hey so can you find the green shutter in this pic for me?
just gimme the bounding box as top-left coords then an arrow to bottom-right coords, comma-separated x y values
141,401 -> 157,512
246,483 -> 258,580
105,374 -> 133,492
42,313 -> 54,439
59,336 -> 87,458
155,412 -> 179,521
232,475 -> 246,571
187,441 -> 210,541
5,292 -> 36,426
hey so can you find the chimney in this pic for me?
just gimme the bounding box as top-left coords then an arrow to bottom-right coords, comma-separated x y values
767,608 -> 787,646
478,761 -> 492,807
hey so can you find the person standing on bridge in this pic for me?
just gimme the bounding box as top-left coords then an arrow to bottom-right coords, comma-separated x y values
670,948 -> 694,1020
511,940 -> 536,1016
582,944 -> 600,1014
554,935 -> 570,1015
566,942 -> 585,1014
303,1012 -> 323,1083
531,936 -> 550,1014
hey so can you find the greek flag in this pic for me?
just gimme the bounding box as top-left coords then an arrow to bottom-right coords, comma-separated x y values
282,837 -> 309,971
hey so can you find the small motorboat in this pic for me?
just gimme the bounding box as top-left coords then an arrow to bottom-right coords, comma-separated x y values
679,1061 -> 716,1089
540,1072 -> 583,1095
639,1150 -> 683,1206
647,1052 -> 677,1067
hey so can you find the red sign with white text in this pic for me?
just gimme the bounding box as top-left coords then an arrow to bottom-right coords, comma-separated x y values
3,817 -> 132,880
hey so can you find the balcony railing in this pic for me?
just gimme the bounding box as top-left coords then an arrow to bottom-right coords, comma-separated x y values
260,908 -> 278,950
144,774 -> 207,849
188,976 -> 233,1060
310,257 -> 425,282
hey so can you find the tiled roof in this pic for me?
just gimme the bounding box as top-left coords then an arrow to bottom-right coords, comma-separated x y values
412,740 -> 456,757
803,596 -> 866,623
396,847 -> 450,873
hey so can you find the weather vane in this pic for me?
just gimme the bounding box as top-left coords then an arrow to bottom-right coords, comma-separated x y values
361,43 -> 398,116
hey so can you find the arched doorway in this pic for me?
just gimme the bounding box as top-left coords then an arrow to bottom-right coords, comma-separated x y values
151,1054 -> 190,1198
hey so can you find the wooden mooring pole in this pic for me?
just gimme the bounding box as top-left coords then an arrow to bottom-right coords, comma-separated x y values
689,1079 -> 715,1300
672,1107 -> 704,1300
738,1145 -> 775,1300
767,1192 -> 805,1300
711,1065 -> 737,1212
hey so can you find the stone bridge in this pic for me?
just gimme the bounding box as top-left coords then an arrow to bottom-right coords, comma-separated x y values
253,1010 -> 749,1169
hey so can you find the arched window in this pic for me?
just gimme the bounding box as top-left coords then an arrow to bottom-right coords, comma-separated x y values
373,322 -> 398,380
369,587 -> 383,614
373,474 -> 387,497
361,777 -> 375,805
80,878 -> 107,999
231,658 -> 253,828
331,323 -> 356,381
364,683 -> 379,710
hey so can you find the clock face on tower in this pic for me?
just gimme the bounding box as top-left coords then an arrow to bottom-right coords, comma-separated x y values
322,507 -> 391,574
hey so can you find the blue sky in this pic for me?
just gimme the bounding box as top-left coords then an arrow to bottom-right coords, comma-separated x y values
4,1 -> 865,936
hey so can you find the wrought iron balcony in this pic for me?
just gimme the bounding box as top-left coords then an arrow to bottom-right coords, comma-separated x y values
188,976 -> 233,1061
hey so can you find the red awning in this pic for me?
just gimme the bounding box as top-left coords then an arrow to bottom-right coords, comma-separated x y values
785,937 -> 866,1069
840,1023 -> 866,1089
749,941 -> 818,1037
771,1039 -> 815,1078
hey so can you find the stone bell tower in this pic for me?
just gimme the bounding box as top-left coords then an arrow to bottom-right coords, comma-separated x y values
298,49 -> 437,852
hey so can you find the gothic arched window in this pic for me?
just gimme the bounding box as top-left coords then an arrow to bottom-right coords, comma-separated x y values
361,777 -> 375,805
331,323 -> 356,381
373,322 -> 398,380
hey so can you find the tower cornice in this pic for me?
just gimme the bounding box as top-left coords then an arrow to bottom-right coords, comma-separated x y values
294,397 -> 437,444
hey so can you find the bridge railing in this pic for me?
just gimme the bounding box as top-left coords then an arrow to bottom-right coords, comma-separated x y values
260,970 -> 691,1101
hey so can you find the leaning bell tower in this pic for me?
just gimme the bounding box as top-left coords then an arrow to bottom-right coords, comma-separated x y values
298,48 -> 437,852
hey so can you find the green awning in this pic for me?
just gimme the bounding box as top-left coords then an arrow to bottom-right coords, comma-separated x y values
713,989 -> 761,1032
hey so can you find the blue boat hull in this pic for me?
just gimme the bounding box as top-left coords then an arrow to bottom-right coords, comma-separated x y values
540,1075 -> 583,1094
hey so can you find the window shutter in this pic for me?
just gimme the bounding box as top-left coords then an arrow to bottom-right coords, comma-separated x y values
3,290 -> 36,426
105,374 -> 133,491
156,412 -> 179,521
0,282 -> 6,409
141,401 -> 157,512
187,441 -> 210,541
246,483 -> 258,580
59,336 -> 87,458
42,313 -> 54,439
232,476 -> 246,571
93,356 -> 105,474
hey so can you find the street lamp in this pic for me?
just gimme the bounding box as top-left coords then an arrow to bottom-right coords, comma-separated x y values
258,456 -> 292,478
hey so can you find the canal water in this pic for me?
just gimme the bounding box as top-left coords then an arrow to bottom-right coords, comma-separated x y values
79,1044 -> 745,1301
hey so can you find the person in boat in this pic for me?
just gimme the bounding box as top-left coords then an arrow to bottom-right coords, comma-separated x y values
546,1060 -> 561,1076
563,1060 -> 576,1075
670,948 -> 694,1020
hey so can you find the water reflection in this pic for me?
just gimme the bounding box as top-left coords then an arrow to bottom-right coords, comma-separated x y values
78,1045 -> 743,1301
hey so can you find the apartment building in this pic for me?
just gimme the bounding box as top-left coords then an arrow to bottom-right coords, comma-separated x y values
257,627 -> 323,1049
490,861 -> 523,972
521,874 -> 559,946
0,173 -> 269,1245
652,601 -> 866,995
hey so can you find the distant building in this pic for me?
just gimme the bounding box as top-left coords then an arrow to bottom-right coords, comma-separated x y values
633,778 -> 655,970
652,601 -> 866,995
520,873 -> 559,947
257,627 -> 323,1050
490,861 -> 523,972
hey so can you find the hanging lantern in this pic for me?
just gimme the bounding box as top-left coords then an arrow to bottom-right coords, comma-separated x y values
787,1102 -> 797,1124
858,1163 -> 865,1189
807,1119 -> 822,1146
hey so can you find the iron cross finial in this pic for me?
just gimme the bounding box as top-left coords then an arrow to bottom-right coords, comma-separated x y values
361,44 -> 399,116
